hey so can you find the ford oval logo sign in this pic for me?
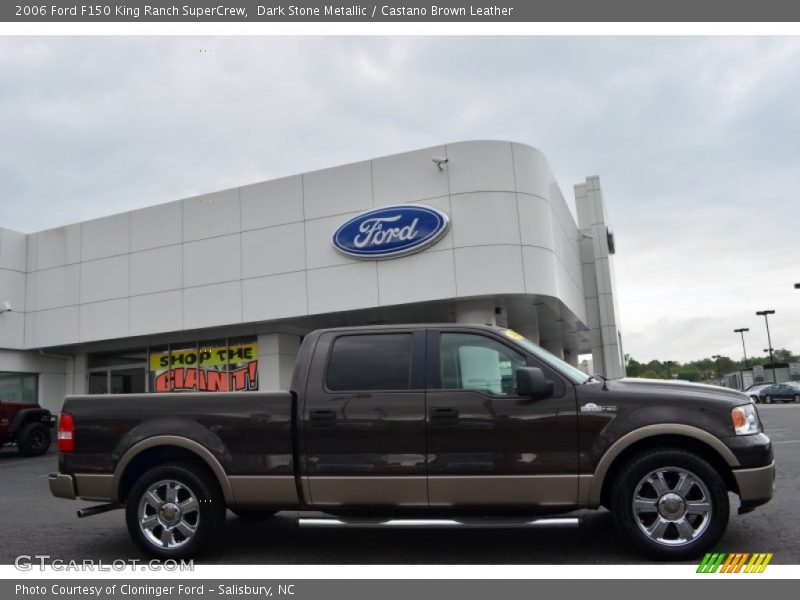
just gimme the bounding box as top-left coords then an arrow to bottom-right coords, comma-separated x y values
332,204 -> 450,260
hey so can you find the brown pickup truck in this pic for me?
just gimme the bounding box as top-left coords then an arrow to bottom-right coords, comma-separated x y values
49,324 -> 775,560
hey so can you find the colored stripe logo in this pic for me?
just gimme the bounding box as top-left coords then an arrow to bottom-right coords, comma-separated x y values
697,552 -> 773,573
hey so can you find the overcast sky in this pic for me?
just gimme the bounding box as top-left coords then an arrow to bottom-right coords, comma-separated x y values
1,36 -> 798,362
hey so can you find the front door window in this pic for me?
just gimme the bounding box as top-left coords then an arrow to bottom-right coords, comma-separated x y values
440,333 -> 526,396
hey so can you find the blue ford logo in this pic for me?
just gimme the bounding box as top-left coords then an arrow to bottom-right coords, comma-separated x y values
332,204 -> 450,259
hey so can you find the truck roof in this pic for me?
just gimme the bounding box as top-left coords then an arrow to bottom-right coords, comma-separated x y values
308,323 -> 506,335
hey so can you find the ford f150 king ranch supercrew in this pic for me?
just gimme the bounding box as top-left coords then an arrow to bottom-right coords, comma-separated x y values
49,325 -> 775,560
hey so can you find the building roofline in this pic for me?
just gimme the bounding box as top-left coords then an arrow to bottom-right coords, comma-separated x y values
16,139 -> 546,235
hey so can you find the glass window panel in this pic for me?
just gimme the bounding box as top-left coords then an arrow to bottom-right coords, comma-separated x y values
88,372 -> 108,395
228,336 -> 258,392
0,372 -> 38,403
110,368 -> 146,394
167,343 -> 199,392
149,345 -> 170,392
440,333 -> 526,396
88,349 -> 147,369
326,334 -> 412,391
198,339 -> 229,392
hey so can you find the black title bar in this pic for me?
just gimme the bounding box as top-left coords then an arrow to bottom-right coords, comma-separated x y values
5,0 -> 800,22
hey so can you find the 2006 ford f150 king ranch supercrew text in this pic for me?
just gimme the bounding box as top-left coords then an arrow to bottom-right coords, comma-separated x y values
49,325 -> 775,560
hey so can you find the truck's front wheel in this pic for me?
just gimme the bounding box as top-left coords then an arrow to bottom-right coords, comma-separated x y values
125,462 -> 225,559
610,448 -> 729,560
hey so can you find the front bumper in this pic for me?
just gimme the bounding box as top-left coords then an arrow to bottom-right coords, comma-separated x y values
723,432 -> 773,468
733,461 -> 775,511
49,473 -> 76,500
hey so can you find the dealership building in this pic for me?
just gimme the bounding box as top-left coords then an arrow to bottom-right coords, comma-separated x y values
0,140 -> 624,412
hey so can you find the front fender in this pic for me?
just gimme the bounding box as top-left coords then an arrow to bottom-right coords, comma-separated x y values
585,423 -> 740,506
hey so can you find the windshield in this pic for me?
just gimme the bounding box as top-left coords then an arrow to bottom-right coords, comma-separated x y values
500,328 -> 591,384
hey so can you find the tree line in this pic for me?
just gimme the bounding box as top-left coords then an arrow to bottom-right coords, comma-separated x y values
624,349 -> 799,381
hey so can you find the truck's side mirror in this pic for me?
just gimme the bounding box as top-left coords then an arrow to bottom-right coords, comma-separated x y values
516,367 -> 554,399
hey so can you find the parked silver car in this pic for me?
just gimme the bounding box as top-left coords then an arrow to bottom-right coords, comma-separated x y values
743,383 -> 772,403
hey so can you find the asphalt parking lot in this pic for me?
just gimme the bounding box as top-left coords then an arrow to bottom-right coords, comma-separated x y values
1,404 -> 797,565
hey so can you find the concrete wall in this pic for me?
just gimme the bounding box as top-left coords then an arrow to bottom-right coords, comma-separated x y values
575,177 -> 625,379
3,140 -> 588,352
0,349 -> 67,413
0,228 -> 27,349
257,333 -> 300,391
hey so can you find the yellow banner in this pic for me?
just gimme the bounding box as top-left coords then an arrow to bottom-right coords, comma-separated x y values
149,343 -> 258,371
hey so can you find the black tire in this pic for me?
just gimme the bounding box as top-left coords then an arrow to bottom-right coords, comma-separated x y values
229,508 -> 278,521
17,423 -> 51,457
610,448 -> 729,560
125,461 -> 225,559
794,395 -> 799,404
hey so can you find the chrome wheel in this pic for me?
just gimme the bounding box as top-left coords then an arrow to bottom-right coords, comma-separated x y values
631,467 -> 712,547
137,479 -> 200,549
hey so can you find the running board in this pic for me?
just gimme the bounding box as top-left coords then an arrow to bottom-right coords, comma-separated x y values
298,517 -> 580,529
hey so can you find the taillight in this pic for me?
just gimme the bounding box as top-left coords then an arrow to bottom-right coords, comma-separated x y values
57,412 -> 75,452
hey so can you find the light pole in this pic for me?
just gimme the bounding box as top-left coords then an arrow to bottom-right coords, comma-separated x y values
712,355 -> 722,385
734,328 -> 750,368
666,360 -> 672,379
756,310 -> 777,382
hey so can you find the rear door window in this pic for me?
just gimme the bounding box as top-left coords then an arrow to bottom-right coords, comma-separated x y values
326,334 -> 412,391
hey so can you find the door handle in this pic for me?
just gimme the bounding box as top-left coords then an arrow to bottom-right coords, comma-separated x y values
430,407 -> 459,424
309,409 -> 336,427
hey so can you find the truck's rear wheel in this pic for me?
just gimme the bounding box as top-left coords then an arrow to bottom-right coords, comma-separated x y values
610,448 -> 729,560
125,462 -> 225,559
17,423 -> 51,457
229,508 -> 278,520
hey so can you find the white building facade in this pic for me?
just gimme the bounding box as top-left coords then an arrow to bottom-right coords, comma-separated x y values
0,140 -> 624,412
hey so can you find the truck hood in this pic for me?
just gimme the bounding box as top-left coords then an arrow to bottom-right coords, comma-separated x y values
605,378 -> 749,406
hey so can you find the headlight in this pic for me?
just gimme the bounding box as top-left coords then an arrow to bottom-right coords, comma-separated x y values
732,403 -> 760,435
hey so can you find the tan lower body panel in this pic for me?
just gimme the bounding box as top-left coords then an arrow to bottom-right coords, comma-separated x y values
733,462 -> 775,503
49,473 -> 77,500
308,476 -> 427,507
75,473 -> 298,507
74,473 -> 115,502
428,475 -> 580,507
228,475 -> 300,507
576,474 -> 594,507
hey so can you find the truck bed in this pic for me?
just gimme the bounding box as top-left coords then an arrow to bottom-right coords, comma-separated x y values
59,392 -> 295,478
